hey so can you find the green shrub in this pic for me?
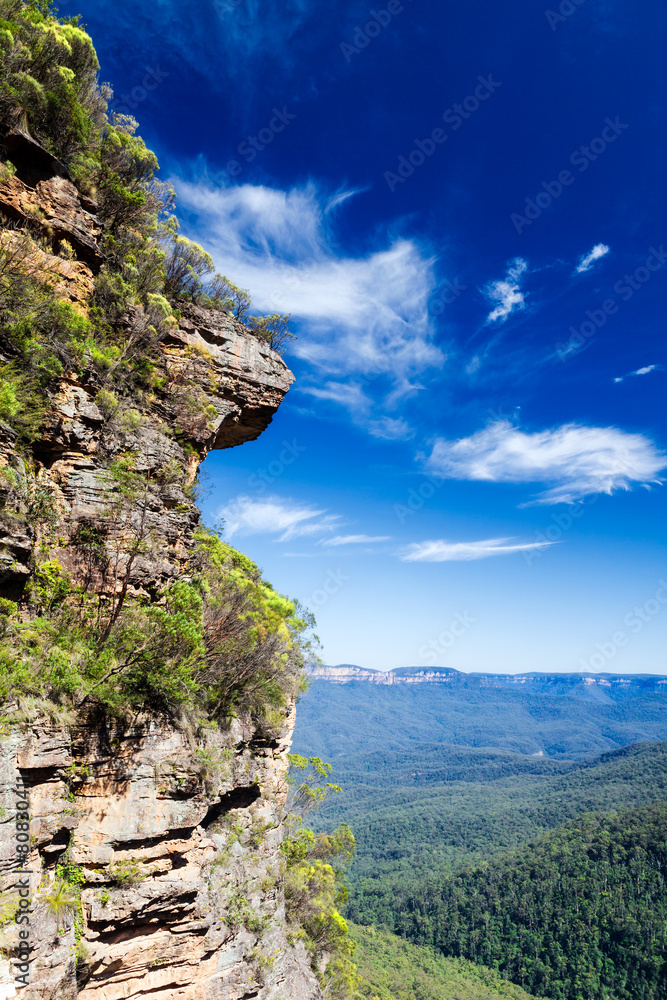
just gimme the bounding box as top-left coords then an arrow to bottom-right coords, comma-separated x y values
0,365 -> 47,442
0,519 -> 314,724
44,880 -> 79,926
208,274 -> 251,319
0,3 -> 105,161
249,313 -> 295,355
108,859 -> 145,887
0,371 -> 21,421
95,388 -> 120,420
164,232 -> 215,301
97,118 -> 160,233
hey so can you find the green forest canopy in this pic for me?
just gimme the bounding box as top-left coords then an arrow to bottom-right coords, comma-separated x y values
380,804 -> 667,1000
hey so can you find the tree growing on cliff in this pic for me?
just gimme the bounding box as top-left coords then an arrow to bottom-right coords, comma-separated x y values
0,515 -> 314,730
248,312 -> 296,355
163,232 -> 216,301
163,232 -> 253,319
0,2 -> 306,723
0,0 -> 107,161
208,273 -> 252,319
283,755 -> 363,999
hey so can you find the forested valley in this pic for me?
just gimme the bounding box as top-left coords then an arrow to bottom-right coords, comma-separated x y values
295,674 -> 667,1000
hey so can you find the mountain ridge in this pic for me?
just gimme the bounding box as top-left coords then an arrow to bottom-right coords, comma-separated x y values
307,664 -> 667,689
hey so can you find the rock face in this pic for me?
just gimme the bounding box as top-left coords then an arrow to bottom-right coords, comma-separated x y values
0,138 -> 320,999
0,710 -> 321,1000
0,181 -> 101,270
0,302 -> 294,594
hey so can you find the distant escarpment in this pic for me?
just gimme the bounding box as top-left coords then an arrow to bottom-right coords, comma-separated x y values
307,664 -> 667,690
298,666 -> 667,762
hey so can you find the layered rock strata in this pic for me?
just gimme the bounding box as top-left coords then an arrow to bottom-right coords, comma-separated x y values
0,299 -> 294,593
0,709 -> 320,1000
0,135 -> 320,999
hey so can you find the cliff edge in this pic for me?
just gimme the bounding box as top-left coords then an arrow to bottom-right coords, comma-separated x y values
0,130 -> 321,1000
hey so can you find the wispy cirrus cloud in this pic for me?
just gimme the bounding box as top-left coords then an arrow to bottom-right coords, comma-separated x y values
484,258 -> 528,323
219,498 -> 392,551
299,382 -> 415,440
575,243 -> 610,273
365,416 -> 415,441
219,495 -> 342,541
174,179 -> 443,388
400,538 -> 553,562
322,534 -> 392,547
93,0 -> 314,105
300,382 -> 369,411
425,419 -> 667,504
614,364 -> 662,384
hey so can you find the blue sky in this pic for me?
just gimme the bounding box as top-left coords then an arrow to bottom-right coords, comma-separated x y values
76,0 -> 666,673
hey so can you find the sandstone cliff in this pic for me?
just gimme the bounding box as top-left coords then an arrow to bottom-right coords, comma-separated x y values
0,131 -> 323,1000
306,666 -> 459,685
0,709 -> 321,1000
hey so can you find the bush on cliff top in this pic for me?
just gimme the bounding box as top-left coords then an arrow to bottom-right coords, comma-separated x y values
0,524 -> 312,725
0,0 -> 105,161
0,0 -> 294,423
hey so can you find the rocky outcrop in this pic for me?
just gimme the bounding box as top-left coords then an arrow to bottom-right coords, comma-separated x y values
0,709 -> 320,1000
170,304 -> 294,450
0,178 -> 101,269
0,137 -> 318,999
0,303 -> 293,594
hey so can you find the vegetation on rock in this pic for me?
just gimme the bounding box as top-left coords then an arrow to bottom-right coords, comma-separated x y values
283,755 -> 364,999
350,923 -> 545,1000
0,520 -> 313,727
0,0 -> 294,440
0,0 -> 105,161
0,0 -> 307,732
388,804 -> 667,1000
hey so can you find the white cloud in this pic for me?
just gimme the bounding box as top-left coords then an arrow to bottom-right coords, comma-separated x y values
323,535 -> 392,547
96,0 -> 313,118
484,258 -> 528,323
173,180 -> 443,386
575,243 -> 610,273
614,364 -> 661,383
324,188 -> 365,214
366,417 -> 415,441
299,383 -> 415,440
400,538 -> 553,562
425,420 -> 667,504
300,382 -> 370,410
219,495 -> 342,541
